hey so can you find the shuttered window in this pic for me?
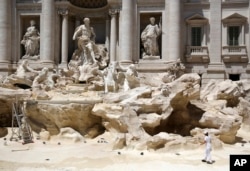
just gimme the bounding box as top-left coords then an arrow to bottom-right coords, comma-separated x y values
191,27 -> 202,46
228,26 -> 240,46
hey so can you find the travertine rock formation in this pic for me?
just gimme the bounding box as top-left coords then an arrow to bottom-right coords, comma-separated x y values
190,100 -> 242,143
25,101 -> 105,138
1,66 -> 250,150
238,97 -> 250,130
56,127 -> 85,142
0,87 -> 31,127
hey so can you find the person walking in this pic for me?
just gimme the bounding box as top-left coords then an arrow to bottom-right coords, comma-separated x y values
201,131 -> 213,164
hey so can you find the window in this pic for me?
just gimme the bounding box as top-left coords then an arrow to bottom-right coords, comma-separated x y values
185,14 -> 209,63
223,13 -> 247,47
228,26 -> 240,46
191,27 -> 202,46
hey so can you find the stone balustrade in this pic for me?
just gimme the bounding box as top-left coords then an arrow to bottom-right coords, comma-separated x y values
186,46 -> 209,63
222,46 -> 248,63
223,46 -> 247,54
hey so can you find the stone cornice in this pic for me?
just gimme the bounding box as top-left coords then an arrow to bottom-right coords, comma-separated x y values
16,2 -> 41,11
186,13 -> 208,25
222,0 -> 249,8
222,13 -> 247,24
137,0 -> 164,7
184,0 -> 210,8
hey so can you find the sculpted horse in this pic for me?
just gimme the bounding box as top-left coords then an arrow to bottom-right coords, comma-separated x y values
103,62 -> 119,93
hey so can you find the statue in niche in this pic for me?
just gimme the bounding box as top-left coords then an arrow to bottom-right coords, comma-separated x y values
69,17 -> 109,83
73,17 -> 97,65
21,20 -> 40,60
141,17 -> 161,59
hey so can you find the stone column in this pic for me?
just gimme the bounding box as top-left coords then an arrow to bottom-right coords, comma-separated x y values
119,0 -> 135,64
40,0 -> 55,66
109,9 -> 118,62
210,0 -> 222,64
75,16 -> 81,49
222,24 -> 227,46
60,10 -> 69,67
167,0 -> 182,62
187,25 -> 191,46
241,25 -> 245,45
105,17 -> 110,54
202,25 -> 207,46
0,0 -> 11,70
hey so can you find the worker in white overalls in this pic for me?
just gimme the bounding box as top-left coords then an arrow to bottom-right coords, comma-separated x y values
201,131 -> 213,164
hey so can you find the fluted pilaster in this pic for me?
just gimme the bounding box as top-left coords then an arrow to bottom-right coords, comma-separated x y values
119,0 -> 135,64
40,0 -> 55,65
0,0 -> 11,69
167,0 -> 182,62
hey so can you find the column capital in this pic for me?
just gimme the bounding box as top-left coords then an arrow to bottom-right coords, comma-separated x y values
109,9 -> 119,16
58,8 -> 69,16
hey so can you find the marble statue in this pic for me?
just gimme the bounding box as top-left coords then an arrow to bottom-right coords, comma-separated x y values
15,60 -> 39,79
78,63 -> 101,83
162,59 -> 185,83
21,20 -> 40,60
141,17 -> 161,59
69,17 -> 109,83
123,64 -> 140,91
3,59 -> 39,88
103,62 -> 119,93
72,17 -> 97,65
32,67 -> 49,88
68,52 -> 82,83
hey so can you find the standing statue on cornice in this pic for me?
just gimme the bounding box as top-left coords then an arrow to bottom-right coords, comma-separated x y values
21,20 -> 40,60
141,17 -> 161,59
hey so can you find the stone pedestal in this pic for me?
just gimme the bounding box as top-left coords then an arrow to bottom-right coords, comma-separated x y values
142,56 -> 160,60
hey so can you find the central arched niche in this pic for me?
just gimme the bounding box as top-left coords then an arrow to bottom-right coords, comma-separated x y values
69,0 -> 108,8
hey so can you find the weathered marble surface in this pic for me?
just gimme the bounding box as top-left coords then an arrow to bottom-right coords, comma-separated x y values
1,60 -> 250,150
21,20 -> 40,60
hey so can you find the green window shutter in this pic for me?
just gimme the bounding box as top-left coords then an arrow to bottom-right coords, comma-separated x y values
191,27 -> 202,46
228,26 -> 239,46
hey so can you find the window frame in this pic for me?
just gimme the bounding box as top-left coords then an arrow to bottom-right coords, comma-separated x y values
191,26 -> 202,46
222,13 -> 247,46
228,26 -> 240,46
186,14 -> 208,47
